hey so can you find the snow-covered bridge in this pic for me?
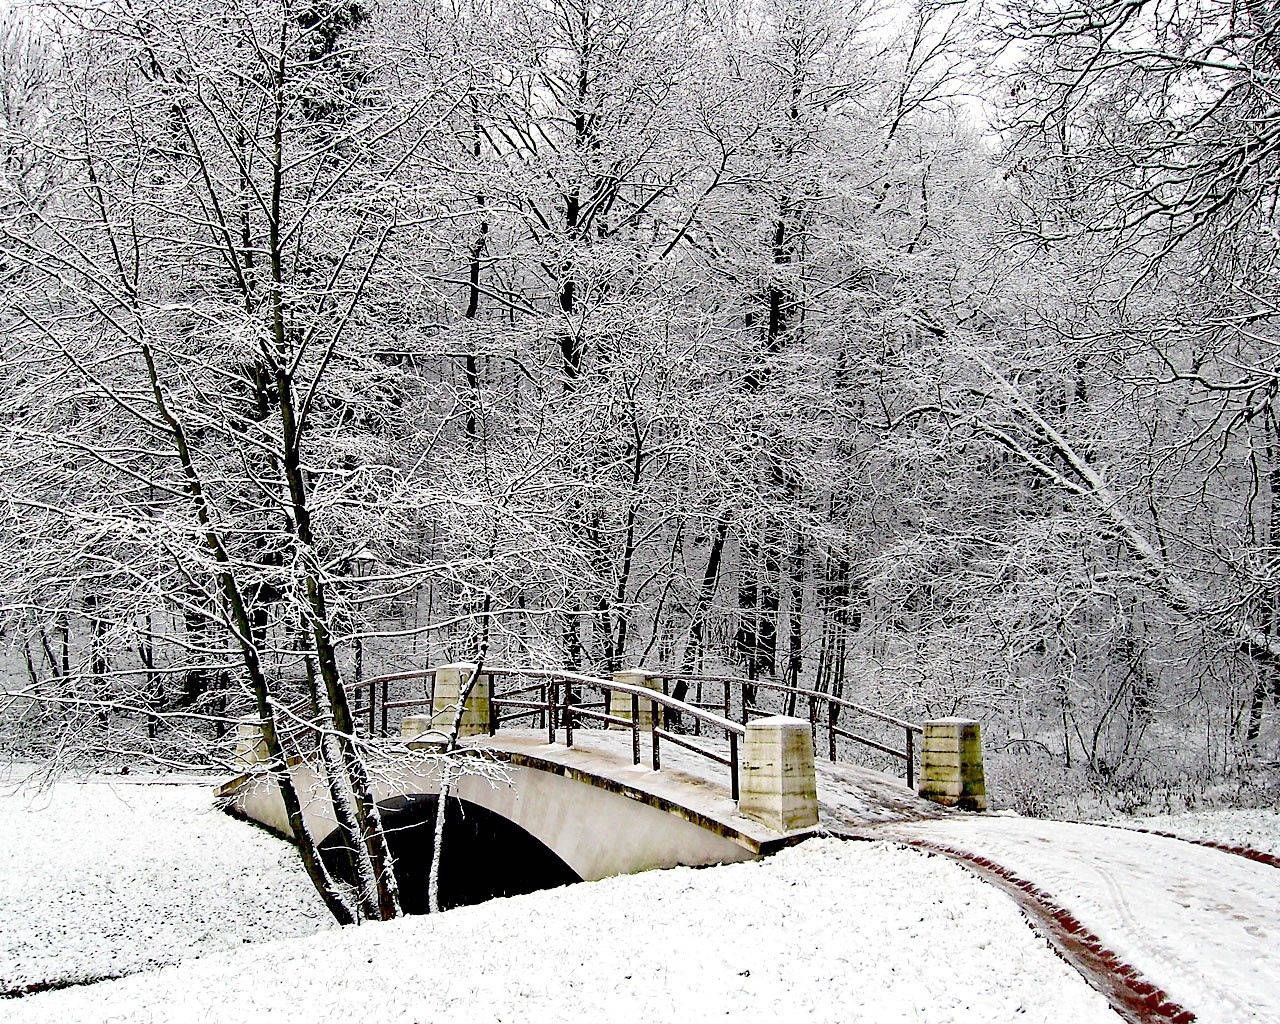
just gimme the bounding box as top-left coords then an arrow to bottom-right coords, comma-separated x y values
205,665 -> 1280,1024
216,664 -> 978,901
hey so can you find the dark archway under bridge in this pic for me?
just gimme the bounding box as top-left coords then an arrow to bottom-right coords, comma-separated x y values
318,793 -> 581,913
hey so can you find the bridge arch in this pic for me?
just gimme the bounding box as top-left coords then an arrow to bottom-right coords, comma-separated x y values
218,746 -> 762,888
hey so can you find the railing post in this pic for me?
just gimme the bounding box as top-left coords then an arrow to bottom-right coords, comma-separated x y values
723,680 -> 731,738
828,702 -> 837,761
738,715 -> 819,832
631,693 -> 640,766
425,663 -> 491,740
563,676 -> 573,748
380,678 -> 389,738
546,682 -> 555,743
234,720 -> 270,769
610,669 -> 661,730
650,697 -> 660,770
905,727 -> 914,790
919,718 -> 987,811
729,732 -> 739,801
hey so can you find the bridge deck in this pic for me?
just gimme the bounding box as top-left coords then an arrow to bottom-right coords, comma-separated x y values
446,728 -> 947,841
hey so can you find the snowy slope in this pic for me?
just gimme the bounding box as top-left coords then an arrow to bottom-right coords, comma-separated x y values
1118,808 -> 1280,857
0,779 -> 332,993
888,815 -> 1280,1024
4,838 -> 1120,1024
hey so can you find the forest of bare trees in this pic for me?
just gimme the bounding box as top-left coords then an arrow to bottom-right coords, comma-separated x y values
2,0 -> 1279,917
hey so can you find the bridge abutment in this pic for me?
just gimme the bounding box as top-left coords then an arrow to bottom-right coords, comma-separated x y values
738,716 -> 819,832
919,718 -> 988,811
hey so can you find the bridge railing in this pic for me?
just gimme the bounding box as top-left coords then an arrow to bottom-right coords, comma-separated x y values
352,665 -> 923,792
253,665 -> 976,812
356,666 -> 747,802
347,667 -> 438,740
486,667 -> 745,800
655,672 -> 923,790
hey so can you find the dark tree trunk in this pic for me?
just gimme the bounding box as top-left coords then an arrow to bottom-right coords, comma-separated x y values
674,515 -> 730,703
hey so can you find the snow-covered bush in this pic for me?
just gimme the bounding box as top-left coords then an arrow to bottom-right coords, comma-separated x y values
985,748 -> 1082,818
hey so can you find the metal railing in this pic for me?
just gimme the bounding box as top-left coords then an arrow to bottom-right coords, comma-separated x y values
352,665 -> 922,795
655,672 -> 923,790
347,667 -> 437,741
487,667 -> 744,801
356,666 -> 745,801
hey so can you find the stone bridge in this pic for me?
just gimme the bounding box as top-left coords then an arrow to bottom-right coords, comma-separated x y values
217,665 -> 988,907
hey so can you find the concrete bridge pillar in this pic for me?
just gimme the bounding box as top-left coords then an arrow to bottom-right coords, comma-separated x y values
919,718 -> 988,811
402,663 -> 491,745
609,669 -> 663,729
233,721 -> 269,769
738,716 -> 819,832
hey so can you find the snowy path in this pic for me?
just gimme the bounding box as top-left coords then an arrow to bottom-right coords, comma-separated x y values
4,838 -> 1119,1024
0,778 -> 332,994
882,816 -> 1280,1024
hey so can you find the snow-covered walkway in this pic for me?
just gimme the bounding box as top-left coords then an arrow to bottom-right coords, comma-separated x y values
882,816 -> 1280,1024
1116,808 -> 1280,859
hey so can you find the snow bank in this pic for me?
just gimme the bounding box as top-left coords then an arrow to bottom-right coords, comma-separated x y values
5,837 -> 1118,1024
1121,807 -> 1280,857
0,778 -> 332,993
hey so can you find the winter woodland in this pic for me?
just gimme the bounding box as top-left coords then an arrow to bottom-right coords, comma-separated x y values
2,0 -> 1280,923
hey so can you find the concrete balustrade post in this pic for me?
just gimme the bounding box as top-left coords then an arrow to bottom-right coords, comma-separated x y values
430,662 -> 492,739
919,718 -> 988,811
738,715 -> 819,832
400,714 -> 440,747
402,663 -> 490,747
610,669 -> 662,729
234,720 -> 269,769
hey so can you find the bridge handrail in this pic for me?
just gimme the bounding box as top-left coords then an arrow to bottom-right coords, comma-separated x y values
352,664 -> 918,792
353,667 -> 437,692
656,671 -> 920,789
485,666 -> 746,738
358,666 -> 912,742
360,666 -> 745,738
358,665 -> 744,801
657,672 -> 923,734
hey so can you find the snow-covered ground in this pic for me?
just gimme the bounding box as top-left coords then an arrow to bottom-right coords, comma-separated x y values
887,815 -> 1280,1024
0,774 -> 332,993
1116,807 -> 1280,857
17,764 -> 1276,1024
5,836 -> 1119,1024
